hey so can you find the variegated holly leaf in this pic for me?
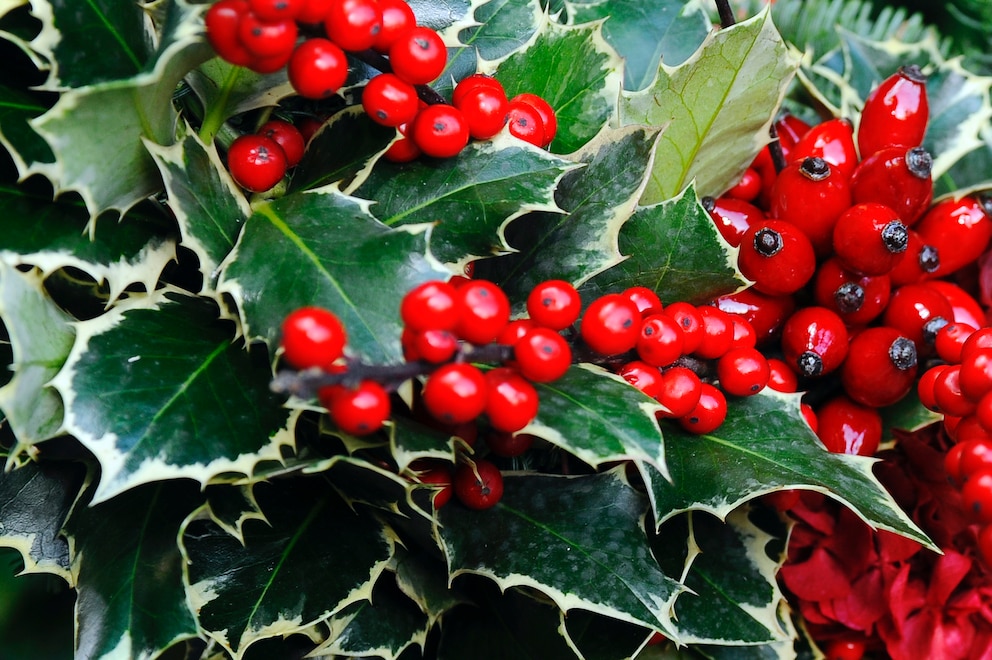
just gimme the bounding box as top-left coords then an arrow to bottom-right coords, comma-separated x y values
620,7 -> 800,204
881,391 -> 941,439
561,608 -> 654,660
66,480 -> 202,660
0,182 -> 177,301
51,289 -> 295,503
564,0 -> 711,91
204,483 -> 266,544
289,107 -> 396,194
30,0 -> 213,221
216,187 -> 451,365
393,548 -> 470,626
480,125 -> 660,301
0,83 -> 55,176
438,468 -> 685,639
454,0 -> 543,64
310,575 -> 429,660
579,183 -> 746,306
936,122 -> 992,198
0,459 -> 85,580
181,477 -> 395,659
641,390 -> 935,550
390,416 -> 459,473
352,133 -> 573,270
492,18 -> 624,154
0,264 -> 74,453
145,126 -> 250,288
409,0 -> 474,32
655,508 -> 792,645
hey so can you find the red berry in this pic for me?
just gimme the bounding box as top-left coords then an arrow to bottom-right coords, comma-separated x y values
775,112 -> 811,150
655,366 -> 702,418
389,26 -> 447,85
961,469 -> 992,523
765,358 -> 798,392
663,302 -> 704,354
580,293 -> 641,356
678,383 -> 727,434
724,167 -> 762,202
371,0 -> 416,52
959,348 -> 992,401
258,119 -> 305,167
917,364 -> 948,412
280,306 -> 347,370
249,0 -> 304,21
935,322 -> 977,364
618,361 -> 663,399
506,100 -> 546,147
857,65 -> 929,158
811,257 -> 891,326
296,0 -> 334,23
362,73 -> 419,127
205,0 -> 255,67
411,104 -> 470,158
716,347 -> 769,397
692,305 -> 735,359
789,117 -> 858,181
484,368 -> 539,432
453,459 -> 503,510
636,313 -> 684,367
323,0 -> 382,52
452,74 -> 505,106
496,318 -> 534,348
526,280 -> 581,330
823,638 -> 866,660
423,363 -> 488,425
712,288 -> 796,346
320,379 -> 391,435
509,93 -> 557,146
780,306 -> 849,378
850,146 -> 933,226
409,328 -> 459,363
401,280 -> 460,332
288,38 -> 349,99
840,326 -> 918,408
737,220 -> 816,296
832,202 -> 908,276
453,279 -> 510,345
415,463 -> 453,508
888,228 -> 939,286
913,195 -> 992,279
816,395 -> 882,456
227,134 -> 288,192
933,365 -> 976,418
513,327 -> 571,383
238,14 -> 298,59
622,286 -> 664,318
486,431 -> 535,458
925,280 -> 986,329
700,196 -> 763,248
882,282 -> 953,349
769,157 -> 852,257
383,121 -> 422,163
454,84 -> 509,141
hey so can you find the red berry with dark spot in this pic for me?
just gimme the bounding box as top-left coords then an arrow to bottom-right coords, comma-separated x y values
841,325 -> 918,408
227,134 -> 288,192
453,459 -> 503,510
580,293 -> 641,356
850,146 -> 933,225
832,202 -> 908,276
780,306 -> 849,378
770,157 -> 852,256
737,219 -> 816,296
857,65 -> 929,158
678,383 -> 727,434
423,363 -> 488,425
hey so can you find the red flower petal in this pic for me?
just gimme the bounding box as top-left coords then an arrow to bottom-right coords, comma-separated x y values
780,546 -> 852,601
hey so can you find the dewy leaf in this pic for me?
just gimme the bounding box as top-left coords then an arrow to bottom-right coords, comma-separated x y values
144,125 -> 251,288
620,7 -> 800,203
217,187 -> 452,365
455,0 -> 543,63
564,0 -> 711,92
528,364 -> 669,480
493,18 -> 624,154
181,477 -> 395,659
0,459 -> 85,580
352,133 -> 573,269
641,390 -> 935,550
66,480 -> 202,660
0,182 -> 177,301
30,0 -> 213,220
579,183 -> 746,306
0,83 -> 55,176
0,263 -> 75,452
52,289 -> 295,503
438,469 -> 685,639
483,125 -> 660,301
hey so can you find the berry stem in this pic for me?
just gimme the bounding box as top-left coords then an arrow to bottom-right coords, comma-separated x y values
767,123 -> 787,173
714,0 -> 736,28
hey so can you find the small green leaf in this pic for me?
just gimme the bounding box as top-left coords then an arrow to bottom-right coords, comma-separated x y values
353,133 -> 573,269
580,183 -> 746,306
53,289 -> 294,503
438,469 -> 685,638
66,480 -> 202,660
0,264 -> 75,451
494,18 -> 624,153
0,459 -> 85,580
642,390 -> 935,550
564,0 -> 711,91
217,187 -> 451,364
181,477 -> 395,659
483,125 -> 660,300
620,7 -> 800,203
456,0 -> 543,63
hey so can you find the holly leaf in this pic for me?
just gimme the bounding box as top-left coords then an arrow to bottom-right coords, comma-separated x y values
66,480 -> 202,660
0,83 -> 55,175
181,477 -> 395,659
0,264 -> 75,452
482,125 -> 660,301
438,469 -> 685,638
641,390 -> 935,550
564,0 -> 711,91
30,0 -> 213,221
204,483 -> 267,544
881,391 -> 941,438
352,133 -> 573,270
579,183 -> 746,306
310,575 -> 429,660
620,7 -> 800,203
145,125 -> 251,288
408,0 -> 473,31
561,608 -> 654,660
390,416 -> 458,474
493,18 -> 624,154
393,548 -> 470,626
51,289 -> 295,503
528,364 -> 669,480
455,0 -> 543,63
0,459 -> 85,580
217,187 -> 451,365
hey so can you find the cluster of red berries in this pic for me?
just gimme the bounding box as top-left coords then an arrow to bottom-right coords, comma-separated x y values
704,64 -> 992,459
205,0 -> 558,190
225,118 -> 306,192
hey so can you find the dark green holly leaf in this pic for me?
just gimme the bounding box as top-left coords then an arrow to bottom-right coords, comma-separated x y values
0,459 -> 85,580
641,390 -> 934,550
620,8 -> 799,203
562,608 -> 654,660
529,364 -> 668,479
580,183 -> 746,306
311,575 -> 428,660
393,548 -> 470,626
204,484 -> 266,544
30,0 -> 213,220
437,587 -> 580,659
53,289 -> 294,503
564,0 -> 711,91
456,0 -> 543,63
352,133 -> 573,269
880,391 -> 941,439
145,126 -> 251,288
313,455 -> 419,515
483,125 -> 660,302
494,19 -> 624,154
0,83 -> 54,174
390,416 -> 458,473
0,263 -> 75,452
217,187 -> 451,364
289,107 -> 396,193
181,477 -> 395,659
437,469 -> 684,638
66,480 -> 202,659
